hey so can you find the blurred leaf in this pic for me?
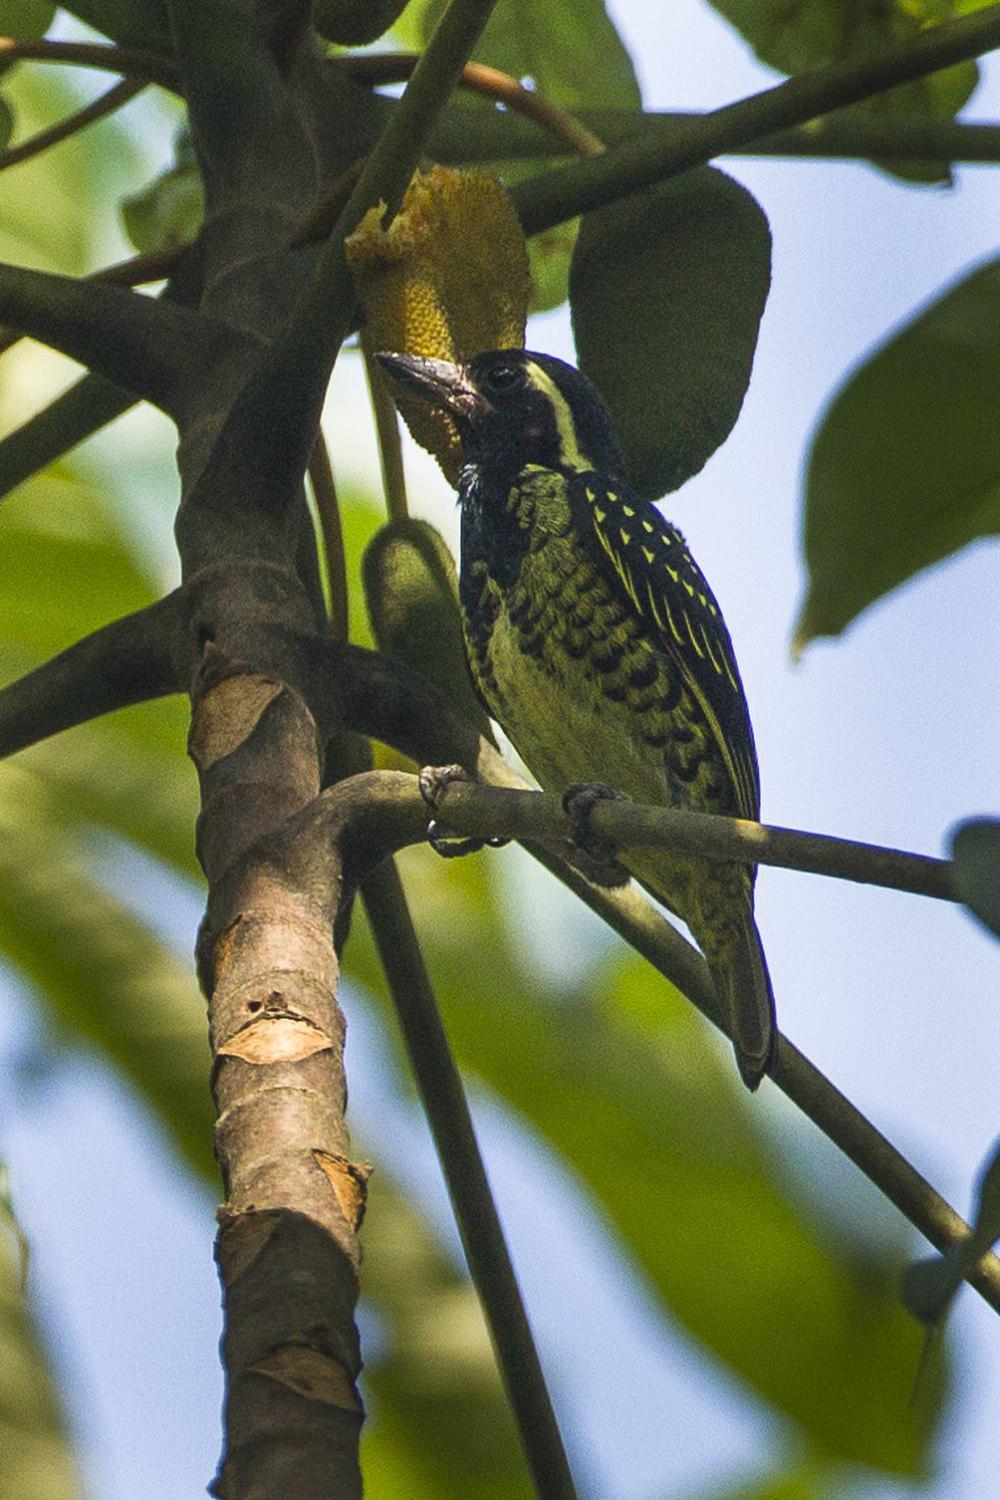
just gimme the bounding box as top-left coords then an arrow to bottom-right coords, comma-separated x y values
570,167 -> 771,498
361,1175 -> 530,1498
396,0 -> 641,110
949,818 -> 1000,940
795,256 -> 1000,653
315,0 -> 408,44
120,135 -> 203,255
0,0 -> 55,37
0,1172 -> 82,1500
902,1138 -> 1000,1326
705,0 -> 977,183
0,776 -> 214,1176
344,845 -> 940,1475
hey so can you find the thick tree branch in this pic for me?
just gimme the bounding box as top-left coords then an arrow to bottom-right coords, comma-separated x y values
0,263 -> 241,420
511,5 -> 1000,231
0,593 -> 185,760
362,857 -> 579,1499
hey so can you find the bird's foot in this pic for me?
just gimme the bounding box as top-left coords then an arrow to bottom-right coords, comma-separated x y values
561,782 -> 630,888
418,763 -> 509,859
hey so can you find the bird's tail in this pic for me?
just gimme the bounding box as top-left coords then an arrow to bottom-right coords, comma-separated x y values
710,913 -> 776,1091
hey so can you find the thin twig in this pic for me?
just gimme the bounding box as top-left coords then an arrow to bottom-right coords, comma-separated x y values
423,781 -> 955,902
0,77 -> 145,172
337,51 -> 604,157
0,35 -> 178,91
512,4 -> 1000,231
309,429 -> 349,641
363,345 -> 408,522
362,858 -> 579,1499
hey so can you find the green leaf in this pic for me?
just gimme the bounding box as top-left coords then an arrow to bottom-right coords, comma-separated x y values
570,167 -> 771,499
902,1139 -> 1000,1326
705,0 -> 977,184
344,846 -> 941,1476
315,0 -> 408,45
0,1171 -> 82,1500
120,135 -> 203,255
949,818 -> 1000,940
396,0 -> 641,110
0,0 -> 55,37
795,256 -> 1000,653
362,518 -> 493,743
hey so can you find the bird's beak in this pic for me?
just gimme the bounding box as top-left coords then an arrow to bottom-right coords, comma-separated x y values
375,352 -> 487,420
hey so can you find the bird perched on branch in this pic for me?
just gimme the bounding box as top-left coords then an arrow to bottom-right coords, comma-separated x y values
377,347 -> 775,1089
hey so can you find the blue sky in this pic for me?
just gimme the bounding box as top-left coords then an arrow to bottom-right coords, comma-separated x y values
1,2 -> 999,1495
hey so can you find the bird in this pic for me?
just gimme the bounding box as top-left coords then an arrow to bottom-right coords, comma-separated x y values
377,347 -> 776,1089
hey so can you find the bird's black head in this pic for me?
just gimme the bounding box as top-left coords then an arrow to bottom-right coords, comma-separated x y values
376,348 -> 624,480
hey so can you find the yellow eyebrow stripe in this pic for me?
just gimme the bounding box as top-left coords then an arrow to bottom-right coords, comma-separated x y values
523,362 -> 591,471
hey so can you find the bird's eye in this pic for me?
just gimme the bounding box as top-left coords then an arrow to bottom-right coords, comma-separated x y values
485,363 -> 522,393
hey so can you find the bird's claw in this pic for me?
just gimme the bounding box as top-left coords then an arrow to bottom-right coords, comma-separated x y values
419,764 -> 509,859
561,781 -> 630,884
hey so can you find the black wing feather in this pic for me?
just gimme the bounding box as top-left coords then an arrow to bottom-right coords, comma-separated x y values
569,472 -> 760,821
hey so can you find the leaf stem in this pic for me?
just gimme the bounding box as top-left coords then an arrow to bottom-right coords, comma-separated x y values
362,858 -> 579,1499
363,346 -> 409,522
338,51 -> 604,157
309,430 -> 349,641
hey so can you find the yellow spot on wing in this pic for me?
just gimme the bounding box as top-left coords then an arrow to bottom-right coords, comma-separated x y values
700,624 -> 723,674
642,519 -> 654,533
666,565 -> 678,582
620,529 -> 631,545
642,547 -> 655,564
683,579 -> 695,597
622,504 -> 634,517
684,612 -> 704,655
594,507 -> 606,523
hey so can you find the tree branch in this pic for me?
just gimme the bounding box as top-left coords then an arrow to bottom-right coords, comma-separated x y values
429,102 -> 1000,168
362,856 -> 579,1499
0,593 -> 185,760
0,78 -> 145,173
511,5 -> 1000,232
0,263 -> 241,420
418,780 -> 955,902
0,372 -> 136,501
0,34 -> 179,91
322,648 -> 1000,1316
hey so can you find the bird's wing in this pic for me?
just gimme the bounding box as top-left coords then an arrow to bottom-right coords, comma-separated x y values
569,472 -> 760,821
